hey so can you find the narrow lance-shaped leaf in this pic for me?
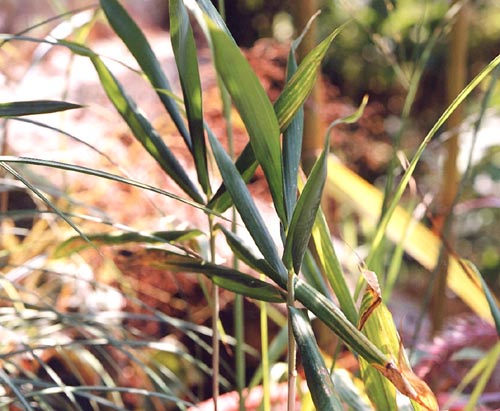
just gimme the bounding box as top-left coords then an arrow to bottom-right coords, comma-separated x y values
208,25 -> 345,214
206,18 -> 286,225
283,134 -> 329,273
207,127 -> 286,284
274,23 -> 347,132
282,47 -> 303,224
100,0 -> 191,148
170,0 -> 210,194
116,247 -> 286,303
86,52 -> 204,203
216,223 -> 277,278
290,307 -> 344,411
0,100 -> 81,117
54,229 -> 204,258
0,156 -> 217,217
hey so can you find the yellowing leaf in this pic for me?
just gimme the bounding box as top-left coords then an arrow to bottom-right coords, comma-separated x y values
326,156 -> 495,322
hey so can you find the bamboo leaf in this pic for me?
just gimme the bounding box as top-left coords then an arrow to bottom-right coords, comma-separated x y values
169,0 -> 210,194
216,223 -> 277,278
282,48 -> 303,224
0,100 -> 81,117
283,136 -> 329,273
87,53 -> 204,203
99,0 -> 191,148
0,156 -> 217,216
207,18 -> 286,224
289,307 -> 344,411
54,229 -> 204,258
207,127 -> 286,284
358,270 -> 438,411
117,248 -> 286,303
274,24 -> 346,132
207,143 -> 258,212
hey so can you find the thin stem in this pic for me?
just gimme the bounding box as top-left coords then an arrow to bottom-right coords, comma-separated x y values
209,215 -> 220,411
287,270 -> 297,411
260,276 -> 271,411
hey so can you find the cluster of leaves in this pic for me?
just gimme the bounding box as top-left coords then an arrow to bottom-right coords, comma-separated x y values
0,1 -> 499,411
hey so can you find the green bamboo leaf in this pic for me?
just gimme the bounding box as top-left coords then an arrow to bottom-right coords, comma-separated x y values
293,278 -> 389,367
0,100 -> 81,117
169,0 -> 210,194
216,223 -> 277,277
208,129 -> 286,285
289,307 -> 344,411
54,229 -> 204,258
87,53 -> 204,203
207,128 -> 286,284
0,156 -> 217,217
283,135 -> 329,273
274,24 -> 346,132
207,18 -> 286,224
207,143 -> 258,212
282,48 -> 304,224
99,0 -> 191,148
121,248 -> 285,303
311,209 -> 358,325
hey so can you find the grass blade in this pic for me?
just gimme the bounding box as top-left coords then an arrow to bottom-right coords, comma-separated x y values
118,247 -> 286,303
99,0 -> 191,148
0,100 -> 81,117
0,156 -> 216,216
54,229 -> 204,258
87,53 -> 204,203
283,135 -> 329,273
290,307 -> 344,411
170,0 -> 210,194
207,18 -> 286,224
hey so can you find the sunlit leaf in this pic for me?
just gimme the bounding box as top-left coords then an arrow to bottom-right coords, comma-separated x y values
325,156 -> 495,322
207,18 -> 286,224
274,24 -> 347,132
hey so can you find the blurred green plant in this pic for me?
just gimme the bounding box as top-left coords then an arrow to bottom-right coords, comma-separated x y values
0,1 -> 499,411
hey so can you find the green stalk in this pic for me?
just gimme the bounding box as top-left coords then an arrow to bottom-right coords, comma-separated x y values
260,274 -> 271,411
209,215 -> 220,411
287,270 -> 297,411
